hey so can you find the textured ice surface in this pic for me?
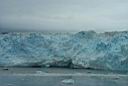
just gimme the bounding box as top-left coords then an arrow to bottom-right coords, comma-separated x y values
0,31 -> 128,71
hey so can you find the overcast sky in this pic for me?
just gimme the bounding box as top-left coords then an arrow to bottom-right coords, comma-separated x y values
0,0 -> 128,32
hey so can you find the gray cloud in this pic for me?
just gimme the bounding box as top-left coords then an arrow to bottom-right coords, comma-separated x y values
0,0 -> 128,32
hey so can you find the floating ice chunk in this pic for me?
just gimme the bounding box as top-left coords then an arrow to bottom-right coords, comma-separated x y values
61,79 -> 75,84
36,71 -> 47,74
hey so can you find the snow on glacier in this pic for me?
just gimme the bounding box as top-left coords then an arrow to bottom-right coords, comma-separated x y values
0,31 -> 128,71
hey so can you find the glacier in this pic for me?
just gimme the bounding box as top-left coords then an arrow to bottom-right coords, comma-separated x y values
0,31 -> 128,71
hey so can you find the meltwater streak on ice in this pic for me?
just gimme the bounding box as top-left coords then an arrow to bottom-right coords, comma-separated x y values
0,31 -> 128,71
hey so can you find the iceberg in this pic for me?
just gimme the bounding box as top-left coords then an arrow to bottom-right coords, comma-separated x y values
0,31 -> 128,71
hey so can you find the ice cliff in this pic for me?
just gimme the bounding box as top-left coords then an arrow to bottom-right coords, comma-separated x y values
0,31 -> 128,71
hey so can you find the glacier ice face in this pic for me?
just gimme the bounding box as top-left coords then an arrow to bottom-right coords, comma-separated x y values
0,31 -> 128,71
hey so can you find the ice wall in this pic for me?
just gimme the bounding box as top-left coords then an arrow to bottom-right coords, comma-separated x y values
0,31 -> 128,71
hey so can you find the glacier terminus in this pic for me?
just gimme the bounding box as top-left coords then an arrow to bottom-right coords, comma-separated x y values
0,31 -> 128,71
